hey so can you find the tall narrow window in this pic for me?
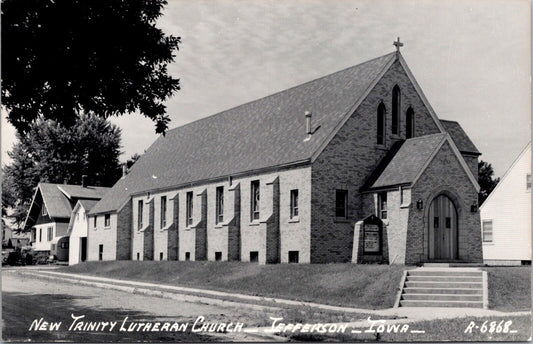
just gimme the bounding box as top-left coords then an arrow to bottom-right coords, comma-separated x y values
42,205 -> 47,216
39,228 -> 42,242
47,227 -> 53,241
335,190 -> 348,218
137,200 -> 143,229
216,186 -> 224,224
99,244 -> 103,261
93,216 -> 97,228
160,196 -> 167,228
104,214 -> 110,227
482,220 -> 493,243
251,181 -> 260,221
186,191 -> 193,226
378,192 -> 388,219
406,107 -> 414,139
392,85 -> 401,135
290,189 -> 299,219
377,102 -> 386,145
527,174 -> 531,190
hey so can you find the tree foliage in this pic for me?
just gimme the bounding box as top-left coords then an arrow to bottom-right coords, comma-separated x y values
478,160 -> 500,205
2,115 -> 122,226
1,0 -> 180,134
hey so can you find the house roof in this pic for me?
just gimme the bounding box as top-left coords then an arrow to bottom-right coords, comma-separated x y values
90,52 -> 398,214
366,134 -> 447,189
77,199 -> 100,212
23,182 -> 110,230
39,183 -> 76,219
439,120 -> 480,155
57,185 -> 109,200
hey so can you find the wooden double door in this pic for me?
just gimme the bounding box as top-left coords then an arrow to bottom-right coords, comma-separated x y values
428,194 -> 458,260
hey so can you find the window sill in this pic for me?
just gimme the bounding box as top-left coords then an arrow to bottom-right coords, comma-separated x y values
381,219 -> 389,225
288,217 -> 300,223
160,224 -> 172,232
400,202 -> 411,209
333,218 -> 351,223
249,221 -> 260,226
104,226 -> 111,230
482,242 -> 494,246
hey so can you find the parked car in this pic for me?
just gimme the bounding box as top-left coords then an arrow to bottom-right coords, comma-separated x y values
6,250 -> 24,266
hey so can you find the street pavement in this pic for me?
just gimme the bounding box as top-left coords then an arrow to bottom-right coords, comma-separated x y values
1,268 -> 282,342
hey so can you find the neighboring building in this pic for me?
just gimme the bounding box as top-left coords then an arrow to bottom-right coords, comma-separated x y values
2,219 -> 31,249
480,142 -> 531,265
89,46 -> 483,265
67,200 -> 99,265
23,182 -> 109,260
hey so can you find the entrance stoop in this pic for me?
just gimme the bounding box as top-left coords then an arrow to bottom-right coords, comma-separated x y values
395,267 -> 487,308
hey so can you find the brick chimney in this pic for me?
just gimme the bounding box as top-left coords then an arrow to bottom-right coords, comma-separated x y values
305,111 -> 312,135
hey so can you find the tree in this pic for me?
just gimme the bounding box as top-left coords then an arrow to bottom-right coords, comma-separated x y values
478,160 -> 500,205
1,0 -> 180,134
126,153 -> 142,169
2,115 -> 122,226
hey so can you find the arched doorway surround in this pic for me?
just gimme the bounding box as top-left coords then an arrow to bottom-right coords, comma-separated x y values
424,189 -> 462,261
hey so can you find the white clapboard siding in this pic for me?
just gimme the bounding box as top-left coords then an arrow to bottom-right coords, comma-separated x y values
480,142 -> 531,262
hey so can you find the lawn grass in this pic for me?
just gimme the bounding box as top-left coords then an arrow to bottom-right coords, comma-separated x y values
60,261 -> 405,309
483,266 -> 531,311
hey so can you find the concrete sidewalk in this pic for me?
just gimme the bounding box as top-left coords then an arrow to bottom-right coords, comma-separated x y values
17,269 -> 531,323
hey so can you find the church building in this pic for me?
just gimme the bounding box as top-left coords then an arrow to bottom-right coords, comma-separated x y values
88,42 -> 483,265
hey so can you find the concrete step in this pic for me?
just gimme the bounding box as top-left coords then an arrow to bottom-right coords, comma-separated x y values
403,287 -> 483,295
405,281 -> 482,289
407,270 -> 483,277
402,293 -> 483,301
400,300 -> 484,308
406,275 -> 482,282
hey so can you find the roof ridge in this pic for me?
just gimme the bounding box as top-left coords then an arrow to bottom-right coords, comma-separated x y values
439,119 -> 458,123
164,52 -> 397,135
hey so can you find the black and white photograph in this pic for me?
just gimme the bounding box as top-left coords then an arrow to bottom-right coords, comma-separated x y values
1,0 -> 531,342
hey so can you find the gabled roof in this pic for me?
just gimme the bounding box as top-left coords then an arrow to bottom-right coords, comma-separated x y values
364,134 -> 480,191
39,183 -> 75,219
90,52 -> 399,214
23,182 -> 110,229
68,199 -> 100,234
77,199 -> 100,212
440,120 -> 480,155
365,134 -> 447,189
57,185 -> 109,200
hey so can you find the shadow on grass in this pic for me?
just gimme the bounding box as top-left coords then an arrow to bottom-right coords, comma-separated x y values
2,292 -> 214,343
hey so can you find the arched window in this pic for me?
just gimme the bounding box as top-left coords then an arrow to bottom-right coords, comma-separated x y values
406,107 -> 415,139
392,85 -> 400,135
377,102 -> 386,145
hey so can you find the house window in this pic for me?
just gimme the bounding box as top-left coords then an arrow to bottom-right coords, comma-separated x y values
392,85 -> 401,135
377,102 -> 386,145
186,191 -> 193,226
137,252 -> 140,260
39,228 -> 42,242
406,107 -> 415,139
527,174 -> 531,190
185,252 -> 191,261
99,244 -> 103,261
93,216 -> 97,228
160,196 -> 167,228
138,200 -> 144,229
47,227 -> 53,241
378,192 -> 387,219
104,214 -> 110,228
290,189 -> 299,219
42,205 -> 47,216
335,190 -> 348,218
216,186 -> 224,224
482,220 -> 493,243
215,252 -> 222,261
250,251 -> 259,263
251,180 -> 260,221
288,251 -> 299,263
160,252 -> 164,261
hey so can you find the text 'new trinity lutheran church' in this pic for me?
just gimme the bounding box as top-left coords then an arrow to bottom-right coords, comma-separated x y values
25,40 -> 484,265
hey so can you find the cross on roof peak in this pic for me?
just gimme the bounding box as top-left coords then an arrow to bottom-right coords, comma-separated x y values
393,37 -> 403,52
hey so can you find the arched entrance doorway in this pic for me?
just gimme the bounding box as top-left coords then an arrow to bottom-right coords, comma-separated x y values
428,194 -> 458,260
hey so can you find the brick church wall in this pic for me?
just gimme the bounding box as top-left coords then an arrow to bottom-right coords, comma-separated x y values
115,200 -> 132,260
406,141 -> 483,264
311,58 -> 441,263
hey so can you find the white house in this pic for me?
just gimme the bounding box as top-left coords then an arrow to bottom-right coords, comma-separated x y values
67,200 -> 99,265
480,142 -> 531,265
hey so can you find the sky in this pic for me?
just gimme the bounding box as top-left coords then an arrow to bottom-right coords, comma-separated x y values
1,0 -> 531,178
